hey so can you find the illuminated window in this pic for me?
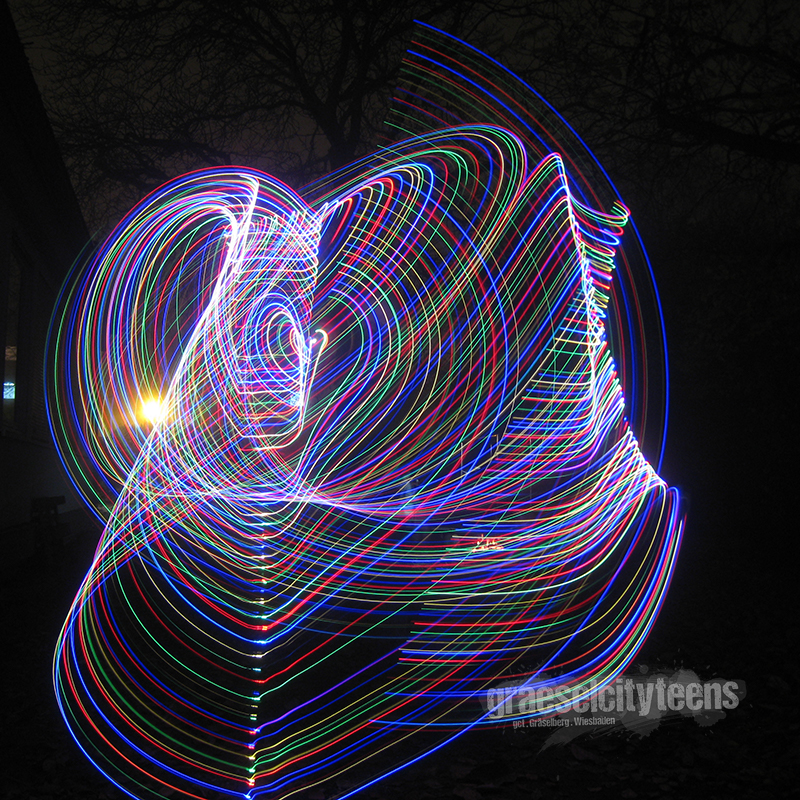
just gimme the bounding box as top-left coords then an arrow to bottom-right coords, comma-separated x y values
3,254 -> 20,425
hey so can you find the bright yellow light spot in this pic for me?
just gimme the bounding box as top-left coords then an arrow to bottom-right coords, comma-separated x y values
141,398 -> 167,424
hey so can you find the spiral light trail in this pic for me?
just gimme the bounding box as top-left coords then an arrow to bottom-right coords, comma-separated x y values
49,29 -> 682,800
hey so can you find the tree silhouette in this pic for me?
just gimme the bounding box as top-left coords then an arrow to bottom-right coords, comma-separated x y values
13,0 -> 533,229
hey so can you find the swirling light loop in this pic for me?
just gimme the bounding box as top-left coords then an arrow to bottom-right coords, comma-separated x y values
49,37 -> 683,800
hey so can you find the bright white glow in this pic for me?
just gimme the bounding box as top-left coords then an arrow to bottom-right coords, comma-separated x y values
141,398 -> 167,424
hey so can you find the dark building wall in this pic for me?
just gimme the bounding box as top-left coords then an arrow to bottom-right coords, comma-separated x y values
0,0 -> 90,559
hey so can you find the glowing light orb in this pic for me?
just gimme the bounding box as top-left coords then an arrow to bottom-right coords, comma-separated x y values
140,397 -> 167,425
48,28 -> 683,800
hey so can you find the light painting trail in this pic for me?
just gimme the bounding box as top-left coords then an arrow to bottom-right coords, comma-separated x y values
49,28 -> 683,800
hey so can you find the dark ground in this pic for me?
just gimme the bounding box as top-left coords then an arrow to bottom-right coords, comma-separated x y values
1,499 -> 797,800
